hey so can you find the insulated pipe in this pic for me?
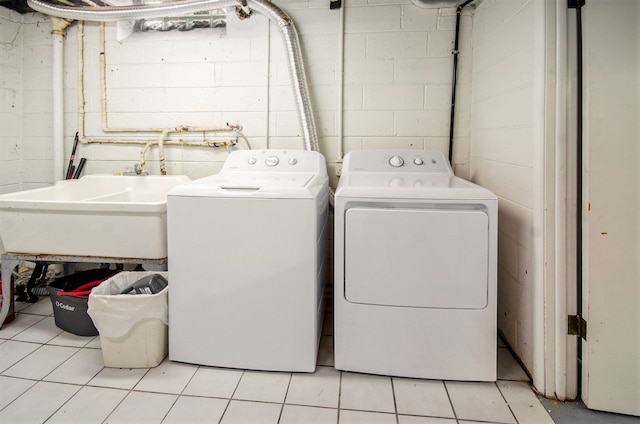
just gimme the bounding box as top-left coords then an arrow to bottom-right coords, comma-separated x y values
27,0 -> 319,152
51,17 -> 72,182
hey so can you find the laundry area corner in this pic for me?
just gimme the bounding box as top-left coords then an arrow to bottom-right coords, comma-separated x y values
0,0 -> 638,422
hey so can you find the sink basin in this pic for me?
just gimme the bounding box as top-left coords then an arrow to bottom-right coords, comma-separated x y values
0,175 -> 190,259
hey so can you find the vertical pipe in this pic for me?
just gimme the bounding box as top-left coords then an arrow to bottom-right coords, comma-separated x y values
448,6 -> 462,165
448,0 -> 474,167
554,0 -> 570,401
336,4 -> 345,163
51,18 -> 71,183
574,1 -> 584,398
531,0 -> 547,392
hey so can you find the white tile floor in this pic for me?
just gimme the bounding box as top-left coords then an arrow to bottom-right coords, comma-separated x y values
0,297 -> 555,424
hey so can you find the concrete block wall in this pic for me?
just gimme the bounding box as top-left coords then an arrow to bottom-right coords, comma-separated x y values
0,8 -> 22,194
470,0 -> 537,375
342,1 -> 473,180
6,0 -> 472,187
21,13 -> 52,190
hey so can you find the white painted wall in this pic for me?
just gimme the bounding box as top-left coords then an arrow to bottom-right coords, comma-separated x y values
0,7 -> 22,194
22,13 -> 53,189
4,0 -> 472,189
470,0 -> 539,377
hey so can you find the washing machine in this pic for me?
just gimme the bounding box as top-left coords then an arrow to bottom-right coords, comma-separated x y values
167,149 -> 328,372
334,149 -> 497,381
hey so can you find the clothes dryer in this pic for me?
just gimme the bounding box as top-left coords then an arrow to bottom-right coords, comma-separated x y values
334,150 -> 497,381
168,150 -> 328,372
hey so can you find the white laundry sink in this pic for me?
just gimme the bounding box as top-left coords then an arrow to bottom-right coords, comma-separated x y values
0,175 -> 190,259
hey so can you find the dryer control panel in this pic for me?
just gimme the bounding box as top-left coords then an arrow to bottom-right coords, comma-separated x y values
343,150 -> 453,175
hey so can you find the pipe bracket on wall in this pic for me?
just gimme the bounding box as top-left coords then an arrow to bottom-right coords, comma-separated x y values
329,0 -> 342,10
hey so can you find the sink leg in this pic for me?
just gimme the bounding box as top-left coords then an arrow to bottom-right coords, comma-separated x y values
0,255 -> 19,328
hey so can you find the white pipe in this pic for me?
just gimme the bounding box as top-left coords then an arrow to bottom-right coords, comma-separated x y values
51,17 -> 71,183
158,129 -> 169,175
28,0 -> 319,151
265,23 -> 270,149
84,138 -> 236,147
531,0 -> 547,392
336,4 -> 345,163
77,21 -> 85,140
554,0 -> 570,401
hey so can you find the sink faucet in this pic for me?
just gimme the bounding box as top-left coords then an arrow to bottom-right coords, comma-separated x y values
123,163 -> 148,176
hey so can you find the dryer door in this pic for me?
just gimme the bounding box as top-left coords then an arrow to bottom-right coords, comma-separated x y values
344,207 -> 489,309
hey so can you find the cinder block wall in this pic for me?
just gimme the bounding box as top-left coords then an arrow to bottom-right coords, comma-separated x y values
471,0 -> 538,375
0,8 -> 23,194
7,0 -> 472,188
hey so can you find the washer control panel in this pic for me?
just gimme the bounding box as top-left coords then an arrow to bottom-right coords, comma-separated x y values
345,150 -> 452,175
221,149 -> 326,174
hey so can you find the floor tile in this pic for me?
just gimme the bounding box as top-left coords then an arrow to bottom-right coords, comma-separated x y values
48,331 -> 97,348
0,375 -> 36,410
446,381 -> 517,424
220,399 -> 282,424
162,395 -> 228,424
280,404 -> 338,424
0,313 -> 44,339
338,409 -> 397,424
2,344 -> 79,380
0,340 -> 40,373
104,390 -> 177,424
340,372 -> 395,413
286,366 -> 340,408
134,358 -> 197,394
0,381 -> 80,423
14,300 -> 33,313
19,298 -> 53,316
398,416 -> 456,424
393,378 -> 455,418
88,366 -> 149,390
45,385 -> 128,424
458,421 -> 506,424
182,366 -> 243,398
497,348 -> 530,381
11,316 -> 63,344
85,336 -> 101,349
317,335 -> 334,366
497,380 -> 555,424
43,347 -> 104,385
233,370 -> 291,403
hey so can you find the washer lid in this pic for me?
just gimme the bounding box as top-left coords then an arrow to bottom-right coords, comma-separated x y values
167,172 -> 320,198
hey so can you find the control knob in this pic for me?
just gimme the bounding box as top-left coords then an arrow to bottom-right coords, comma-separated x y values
389,155 -> 404,167
265,156 -> 280,167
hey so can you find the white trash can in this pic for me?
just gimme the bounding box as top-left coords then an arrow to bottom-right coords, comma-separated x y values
88,271 -> 168,368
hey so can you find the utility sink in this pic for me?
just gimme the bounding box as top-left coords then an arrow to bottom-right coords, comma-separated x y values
0,175 -> 190,259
